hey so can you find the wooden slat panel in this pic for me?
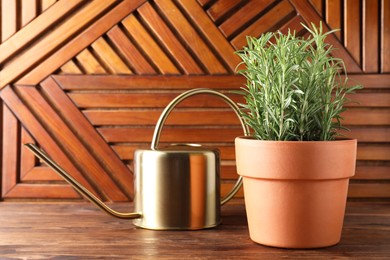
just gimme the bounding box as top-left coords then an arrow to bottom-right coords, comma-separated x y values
343,109 -> 390,126
344,0 -> 361,65
348,183 -> 390,198
278,15 -> 306,36
340,127 -> 390,142
54,75 -> 245,90
363,0 -> 379,73
4,184 -> 81,199
40,77 -> 135,199
21,0 -> 38,27
176,0 -> 241,71
382,0 -> 390,72
354,163 -> 390,180
310,0 -> 323,16
16,85 -> 129,201
154,0 -> 227,74
206,0 -> 242,23
75,49 -> 107,74
22,166 -> 64,182
196,0 -> 212,7
107,26 -> 156,75
83,109 -> 390,127
69,92 -> 390,109
90,38 -> 132,74
346,93 -> 390,107
121,14 -> 179,75
326,0 -> 341,39
1,105 -> 19,197
137,3 -> 203,75
290,0 -> 362,73
40,0 -> 57,11
16,0 -> 147,85
20,128 -> 36,180
0,0 -> 86,62
54,73 -> 390,90
0,0 -> 17,42
83,109 -> 242,126
59,60 -> 83,74
346,74 -> 390,89
218,0 -> 274,38
231,0 -> 295,49
0,86 -> 99,198
0,0 -> 116,88
357,145 -> 390,161
68,92 -> 241,108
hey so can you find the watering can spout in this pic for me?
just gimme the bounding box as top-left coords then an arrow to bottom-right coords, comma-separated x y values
24,143 -> 142,219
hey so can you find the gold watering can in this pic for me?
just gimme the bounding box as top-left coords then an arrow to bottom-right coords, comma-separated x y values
25,88 -> 249,230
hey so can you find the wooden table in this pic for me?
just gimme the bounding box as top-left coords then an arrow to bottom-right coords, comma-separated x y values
0,200 -> 388,259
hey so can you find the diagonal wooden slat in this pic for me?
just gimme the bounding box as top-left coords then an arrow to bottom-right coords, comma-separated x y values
176,0 -> 241,70
16,0 -> 147,86
121,14 -> 180,74
20,128 -> 37,180
137,2 -> 203,74
59,60 -> 83,74
277,15 -> 306,36
218,0 -> 274,39
0,0 -> 85,59
231,0 -> 296,49
154,0 -> 227,74
0,85 -> 100,199
107,26 -> 157,75
16,84 -> 129,201
75,49 -> 107,74
90,38 -> 133,74
205,0 -> 243,23
0,0 -> 116,88
42,76 -> 134,199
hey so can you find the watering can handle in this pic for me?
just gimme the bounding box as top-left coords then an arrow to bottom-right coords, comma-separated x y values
150,88 -> 250,205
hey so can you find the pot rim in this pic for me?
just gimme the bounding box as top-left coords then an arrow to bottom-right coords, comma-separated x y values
235,136 -> 357,144
235,136 -> 357,180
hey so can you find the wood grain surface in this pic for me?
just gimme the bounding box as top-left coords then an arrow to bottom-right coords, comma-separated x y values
0,200 -> 388,259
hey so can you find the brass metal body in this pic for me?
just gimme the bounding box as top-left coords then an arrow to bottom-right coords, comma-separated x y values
133,145 -> 221,230
25,88 -> 249,230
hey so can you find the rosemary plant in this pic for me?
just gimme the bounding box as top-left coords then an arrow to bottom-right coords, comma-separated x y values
235,23 -> 362,141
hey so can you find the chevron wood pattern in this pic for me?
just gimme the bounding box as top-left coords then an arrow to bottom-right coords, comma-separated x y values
0,0 -> 389,201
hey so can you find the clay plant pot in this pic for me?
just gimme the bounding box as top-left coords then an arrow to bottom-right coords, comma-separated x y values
235,137 -> 357,249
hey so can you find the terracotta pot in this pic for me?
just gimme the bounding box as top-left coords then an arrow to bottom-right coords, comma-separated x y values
235,137 -> 357,248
